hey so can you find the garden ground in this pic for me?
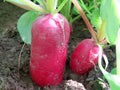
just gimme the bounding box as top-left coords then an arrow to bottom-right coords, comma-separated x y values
0,2 -> 115,90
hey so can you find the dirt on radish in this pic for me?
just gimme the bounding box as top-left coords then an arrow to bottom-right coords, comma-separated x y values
0,2 -> 115,90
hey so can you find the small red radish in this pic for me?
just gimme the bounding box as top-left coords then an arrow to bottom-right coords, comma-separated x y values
70,39 -> 100,75
30,13 -> 70,86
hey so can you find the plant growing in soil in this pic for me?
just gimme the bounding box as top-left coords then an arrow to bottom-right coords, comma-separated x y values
98,0 -> 120,89
71,0 -> 120,90
4,0 -> 74,87
4,0 -> 120,89
70,0 -> 101,75
70,39 -> 100,75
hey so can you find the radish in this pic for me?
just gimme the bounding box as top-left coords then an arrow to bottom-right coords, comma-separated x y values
70,39 -> 100,75
30,13 -> 70,86
5,0 -> 72,87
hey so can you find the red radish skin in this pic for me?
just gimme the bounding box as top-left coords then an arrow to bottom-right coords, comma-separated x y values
70,39 -> 100,75
30,13 -> 70,87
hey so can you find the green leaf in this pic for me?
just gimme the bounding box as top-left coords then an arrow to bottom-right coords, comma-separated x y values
45,0 -> 55,13
57,0 -> 71,21
5,0 -> 45,12
103,72 -> 120,90
5,0 -> 28,9
100,0 -> 120,44
72,6 -> 79,15
89,9 -> 102,30
17,11 -> 39,44
99,62 -> 120,90
111,68 -> 116,74
33,0 -> 43,4
98,45 -> 120,90
116,29 -> 120,75
93,80 -> 103,90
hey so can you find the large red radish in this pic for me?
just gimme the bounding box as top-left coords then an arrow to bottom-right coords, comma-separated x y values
30,13 -> 70,86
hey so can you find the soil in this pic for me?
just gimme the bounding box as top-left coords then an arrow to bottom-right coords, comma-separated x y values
0,2 -> 115,90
